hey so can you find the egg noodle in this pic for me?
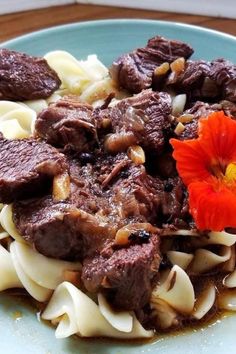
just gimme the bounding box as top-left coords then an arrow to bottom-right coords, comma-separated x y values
0,51 -> 235,339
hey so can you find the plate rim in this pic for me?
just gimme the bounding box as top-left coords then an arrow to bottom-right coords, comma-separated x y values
0,16 -> 236,354
1,18 -> 236,48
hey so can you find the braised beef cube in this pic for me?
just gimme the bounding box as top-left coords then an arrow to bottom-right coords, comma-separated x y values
35,96 -> 97,152
111,164 -> 163,223
13,198 -> 83,260
0,138 -> 67,203
176,101 -> 221,140
166,60 -> 212,98
0,49 -> 61,100
166,58 -> 236,103
161,176 -> 189,222
100,90 -> 172,155
82,234 -> 161,310
110,36 -> 193,93
13,196 -> 112,261
208,59 -> 236,103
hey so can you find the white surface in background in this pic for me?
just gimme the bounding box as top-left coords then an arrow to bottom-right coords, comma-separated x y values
77,0 -> 236,19
0,0 -> 235,19
0,0 -> 74,15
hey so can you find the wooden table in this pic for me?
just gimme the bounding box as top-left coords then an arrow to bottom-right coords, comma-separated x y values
0,3 -> 235,43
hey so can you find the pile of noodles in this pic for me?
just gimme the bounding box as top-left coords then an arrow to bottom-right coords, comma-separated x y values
0,51 -> 235,339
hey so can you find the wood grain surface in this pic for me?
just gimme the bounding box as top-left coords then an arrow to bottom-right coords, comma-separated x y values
0,3 -> 235,43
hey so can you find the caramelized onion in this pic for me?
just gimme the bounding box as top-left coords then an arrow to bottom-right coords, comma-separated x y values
115,223 -> 158,245
174,122 -> 185,135
177,114 -> 194,123
53,172 -> 71,201
170,57 -> 185,74
154,62 -> 170,76
105,132 -> 137,153
127,145 -> 145,165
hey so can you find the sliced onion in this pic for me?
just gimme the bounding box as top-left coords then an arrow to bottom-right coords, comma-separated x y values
53,172 -> 71,201
127,145 -> 145,165
172,94 -> 186,116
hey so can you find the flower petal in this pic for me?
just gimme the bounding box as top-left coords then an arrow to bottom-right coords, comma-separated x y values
170,138 -> 211,186
189,179 -> 236,231
198,111 -> 236,164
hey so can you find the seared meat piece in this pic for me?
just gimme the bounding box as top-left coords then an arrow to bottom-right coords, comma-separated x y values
174,100 -> 236,141
13,197 -> 112,260
110,36 -> 193,93
208,59 -> 236,103
35,96 -> 97,153
176,101 -> 221,140
0,138 -> 67,203
0,49 -> 61,100
161,176 -> 190,228
110,163 -> 163,223
82,234 -> 161,310
166,60 -> 215,99
14,198 -> 83,260
166,58 -> 236,103
98,90 -> 172,154
13,154 -> 163,260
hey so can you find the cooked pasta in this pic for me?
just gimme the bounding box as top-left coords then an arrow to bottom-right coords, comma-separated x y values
0,101 -> 36,139
44,50 -> 128,106
0,244 -> 22,291
0,240 -> 81,302
0,204 -> 25,242
151,265 -> 195,314
42,282 -> 153,338
0,36 -> 235,342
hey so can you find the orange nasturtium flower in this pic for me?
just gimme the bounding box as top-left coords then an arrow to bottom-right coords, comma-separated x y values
170,111 -> 236,231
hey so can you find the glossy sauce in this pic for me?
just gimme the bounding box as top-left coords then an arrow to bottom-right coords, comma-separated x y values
3,283 -> 236,344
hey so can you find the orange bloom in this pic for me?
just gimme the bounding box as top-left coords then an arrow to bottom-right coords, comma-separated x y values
170,111 -> 236,231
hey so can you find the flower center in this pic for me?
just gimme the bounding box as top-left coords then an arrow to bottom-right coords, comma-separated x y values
225,163 -> 236,183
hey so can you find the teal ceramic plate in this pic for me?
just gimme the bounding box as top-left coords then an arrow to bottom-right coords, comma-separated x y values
1,19 -> 236,354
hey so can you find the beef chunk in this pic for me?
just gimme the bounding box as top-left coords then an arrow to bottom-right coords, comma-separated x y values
14,198 -> 82,260
110,36 -> 193,93
13,197 -> 112,260
0,138 -> 67,203
13,154 -> 163,260
166,58 -> 236,103
98,90 -> 172,154
35,96 -> 97,152
208,59 -> 236,103
166,60 -> 214,99
0,49 -> 61,100
161,176 -> 190,228
82,234 -> 161,310
110,163 -> 163,223
177,101 -> 221,140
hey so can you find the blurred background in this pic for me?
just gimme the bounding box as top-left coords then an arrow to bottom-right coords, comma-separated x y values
2,0 -> 235,18
0,0 -> 235,42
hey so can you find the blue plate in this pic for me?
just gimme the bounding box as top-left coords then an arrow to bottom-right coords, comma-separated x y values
1,19 -> 236,354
